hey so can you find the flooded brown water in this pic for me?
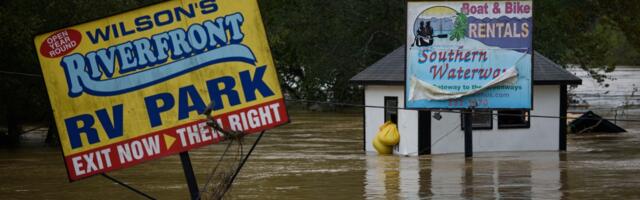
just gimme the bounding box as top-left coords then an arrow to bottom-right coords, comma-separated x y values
1,110 -> 640,199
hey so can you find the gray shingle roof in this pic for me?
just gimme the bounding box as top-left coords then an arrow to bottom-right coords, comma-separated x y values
532,51 -> 582,84
350,46 -> 582,85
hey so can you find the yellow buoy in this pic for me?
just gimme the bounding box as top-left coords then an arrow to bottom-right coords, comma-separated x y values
373,121 -> 400,154
376,121 -> 400,146
373,136 -> 393,154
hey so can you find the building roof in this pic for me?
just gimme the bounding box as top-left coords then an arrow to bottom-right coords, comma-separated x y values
350,46 -> 582,85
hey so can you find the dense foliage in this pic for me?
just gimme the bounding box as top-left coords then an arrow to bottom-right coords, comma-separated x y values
534,0 -> 640,82
0,0 -> 638,126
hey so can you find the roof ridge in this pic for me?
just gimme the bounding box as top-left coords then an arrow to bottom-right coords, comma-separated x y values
534,51 -> 572,73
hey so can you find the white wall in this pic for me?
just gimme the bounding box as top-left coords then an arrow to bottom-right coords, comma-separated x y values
431,85 -> 560,154
364,85 -> 561,155
364,85 -> 418,156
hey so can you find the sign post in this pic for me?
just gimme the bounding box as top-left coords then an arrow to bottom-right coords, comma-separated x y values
180,152 -> 199,200
34,0 -> 289,188
406,1 -> 533,157
463,109 -> 473,157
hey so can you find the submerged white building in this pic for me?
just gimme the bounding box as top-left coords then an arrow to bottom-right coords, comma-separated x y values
350,46 -> 582,156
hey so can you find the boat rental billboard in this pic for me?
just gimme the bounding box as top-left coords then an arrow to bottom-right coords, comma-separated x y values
406,1 -> 533,109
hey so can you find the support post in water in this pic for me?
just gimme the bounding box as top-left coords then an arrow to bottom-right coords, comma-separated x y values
464,108 -> 474,158
180,152 -> 199,200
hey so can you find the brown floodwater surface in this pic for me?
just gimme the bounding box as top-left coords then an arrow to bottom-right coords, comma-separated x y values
1,110 -> 640,199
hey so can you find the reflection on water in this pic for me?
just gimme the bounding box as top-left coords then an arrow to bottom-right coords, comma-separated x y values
1,111 -> 640,199
365,153 -> 563,199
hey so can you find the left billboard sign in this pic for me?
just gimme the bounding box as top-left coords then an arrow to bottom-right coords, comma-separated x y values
34,0 -> 288,181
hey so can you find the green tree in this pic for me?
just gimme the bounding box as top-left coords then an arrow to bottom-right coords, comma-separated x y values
259,0 -> 404,104
1,0 -> 639,130
534,0 -> 640,82
0,0 -> 162,145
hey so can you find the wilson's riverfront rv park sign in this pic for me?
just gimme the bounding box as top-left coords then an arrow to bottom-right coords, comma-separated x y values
34,0 -> 288,181
406,1 -> 533,109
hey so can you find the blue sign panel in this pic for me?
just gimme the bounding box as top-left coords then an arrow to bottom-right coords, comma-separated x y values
406,1 -> 532,109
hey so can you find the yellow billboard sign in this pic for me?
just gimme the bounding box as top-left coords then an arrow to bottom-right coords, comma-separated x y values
34,0 -> 288,181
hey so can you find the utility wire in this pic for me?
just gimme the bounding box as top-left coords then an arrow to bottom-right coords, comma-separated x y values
196,139 -> 235,200
0,70 -> 43,78
221,130 -> 265,196
431,124 -> 462,147
199,104 -> 265,199
101,173 -> 156,200
285,99 -> 640,123
1,70 -> 638,122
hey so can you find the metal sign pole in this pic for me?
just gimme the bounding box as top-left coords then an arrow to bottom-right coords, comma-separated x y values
180,152 -> 199,200
463,109 -> 473,158
464,101 -> 476,158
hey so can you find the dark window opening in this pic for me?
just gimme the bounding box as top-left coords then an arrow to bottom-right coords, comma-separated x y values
498,110 -> 530,128
384,97 -> 398,124
462,110 -> 493,130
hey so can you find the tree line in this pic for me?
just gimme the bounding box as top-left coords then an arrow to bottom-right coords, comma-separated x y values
0,0 -> 638,144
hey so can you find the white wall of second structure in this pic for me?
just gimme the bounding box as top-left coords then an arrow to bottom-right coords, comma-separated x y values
364,84 -> 561,155
431,85 -> 561,154
364,85 -> 419,155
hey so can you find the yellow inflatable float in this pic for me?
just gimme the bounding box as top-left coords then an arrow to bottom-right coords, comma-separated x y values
373,121 -> 400,154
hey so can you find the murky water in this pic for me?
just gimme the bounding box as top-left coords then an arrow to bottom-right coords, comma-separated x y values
2,111 -> 640,199
569,66 -> 640,108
